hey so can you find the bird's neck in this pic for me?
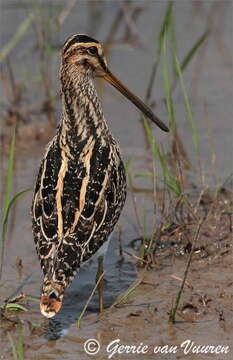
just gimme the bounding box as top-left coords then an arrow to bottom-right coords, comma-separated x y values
59,70 -> 109,145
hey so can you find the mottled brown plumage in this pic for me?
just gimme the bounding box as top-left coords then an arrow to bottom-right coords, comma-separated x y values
32,34 -> 168,318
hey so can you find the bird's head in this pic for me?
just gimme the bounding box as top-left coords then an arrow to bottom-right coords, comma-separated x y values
40,282 -> 64,318
61,33 -> 169,132
62,34 -> 107,77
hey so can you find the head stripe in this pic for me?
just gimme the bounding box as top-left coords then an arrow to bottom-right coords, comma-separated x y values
63,34 -> 99,54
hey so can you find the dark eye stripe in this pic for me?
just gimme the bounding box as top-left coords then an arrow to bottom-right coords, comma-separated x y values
63,35 -> 99,54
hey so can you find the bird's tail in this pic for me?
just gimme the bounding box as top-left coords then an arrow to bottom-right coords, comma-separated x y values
40,280 -> 64,318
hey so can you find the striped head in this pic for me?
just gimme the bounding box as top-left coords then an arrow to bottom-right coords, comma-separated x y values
61,33 -> 169,132
61,34 -> 107,77
40,281 -> 64,318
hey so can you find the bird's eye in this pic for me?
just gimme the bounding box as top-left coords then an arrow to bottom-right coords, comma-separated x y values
88,46 -> 97,55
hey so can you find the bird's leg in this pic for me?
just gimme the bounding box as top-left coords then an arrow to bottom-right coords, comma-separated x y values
96,256 -> 104,313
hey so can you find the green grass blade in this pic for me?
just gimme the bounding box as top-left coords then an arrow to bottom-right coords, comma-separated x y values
25,295 -> 40,303
0,128 -> 16,277
7,332 -> 18,360
143,118 -> 181,196
162,32 -> 176,132
173,53 -> 200,151
17,324 -> 25,360
112,278 -> 143,307
169,217 -> 205,323
0,13 -> 35,62
76,271 -> 105,328
141,2 -> 173,144
180,30 -> 209,73
2,128 -> 16,222
2,188 -> 32,233
169,10 -> 178,79
1,303 -> 28,312
134,172 -> 153,178
158,2 -> 173,58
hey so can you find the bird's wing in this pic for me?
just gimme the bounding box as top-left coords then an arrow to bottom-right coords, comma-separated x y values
32,138 -> 126,278
32,138 -> 62,273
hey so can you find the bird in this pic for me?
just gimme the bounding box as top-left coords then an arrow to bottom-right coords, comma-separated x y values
31,34 -> 169,318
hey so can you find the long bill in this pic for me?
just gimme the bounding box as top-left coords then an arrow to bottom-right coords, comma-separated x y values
103,68 -> 169,132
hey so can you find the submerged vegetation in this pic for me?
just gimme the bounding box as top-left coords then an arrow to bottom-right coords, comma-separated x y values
0,0 -> 232,358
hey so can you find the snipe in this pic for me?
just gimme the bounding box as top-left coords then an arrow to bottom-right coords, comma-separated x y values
32,34 -> 169,318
